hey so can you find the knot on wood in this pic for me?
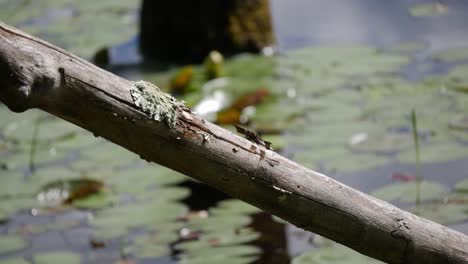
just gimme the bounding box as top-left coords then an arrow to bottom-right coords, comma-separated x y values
0,43 -> 60,112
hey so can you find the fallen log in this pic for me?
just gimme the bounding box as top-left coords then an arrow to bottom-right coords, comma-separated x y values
0,22 -> 467,263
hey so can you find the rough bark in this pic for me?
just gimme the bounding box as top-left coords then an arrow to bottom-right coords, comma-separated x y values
140,0 -> 274,62
0,23 -> 467,264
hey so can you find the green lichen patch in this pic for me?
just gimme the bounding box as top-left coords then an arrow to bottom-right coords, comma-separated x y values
130,81 -> 183,128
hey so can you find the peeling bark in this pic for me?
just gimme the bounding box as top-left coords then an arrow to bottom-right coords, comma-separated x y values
1,23 -> 467,264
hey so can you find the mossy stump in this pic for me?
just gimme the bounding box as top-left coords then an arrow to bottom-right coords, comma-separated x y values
140,0 -> 274,62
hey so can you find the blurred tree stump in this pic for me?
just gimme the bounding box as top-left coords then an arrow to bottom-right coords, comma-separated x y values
140,0 -> 274,62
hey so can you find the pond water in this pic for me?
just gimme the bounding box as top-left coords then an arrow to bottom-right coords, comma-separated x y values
1,1 -> 468,264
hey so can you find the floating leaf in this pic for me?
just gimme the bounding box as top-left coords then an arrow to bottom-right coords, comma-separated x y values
328,154 -> 389,173
384,42 -> 426,54
0,258 -> 30,264
349,131 -> 411,153
432,46 -> 468,62
0,197 -> 36,222
179,245 -> 260,264
91,202 -> 187,239
411,203 -> 468,225
292,243 -> 383,264
409,3 -> 448,17
397,143 -> 468,164
455,179 -> 468,192
449,114 -> 468,130
72,190 -> 114,209
0,235 -> 27,254
371,181 -> 448,203
0,171 -> 38,198
34,252 -> 81,264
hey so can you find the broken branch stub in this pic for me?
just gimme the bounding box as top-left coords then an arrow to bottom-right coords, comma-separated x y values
1,22 -> 468,264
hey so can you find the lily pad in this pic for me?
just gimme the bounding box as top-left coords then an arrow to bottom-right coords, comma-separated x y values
327,154 -> 389,173
72,190 -> 115,209
455,178 -> 468,192
91,201 -> 187,239
0,235 -> 27,254
34,252 -> 81,264
411,203 -> 468,225
0,258 -> 30,264
449,114 -> 468,130
186,215 -> 252,234
210,199 -> 261,216
0,171 -> 38,198
371,181 -> 448,203
0,197 -> 37,222
409,3 -> 448,17
384,42 -> 426,54
397,142 -> 468,164
349,131 -> 411,153
179,245 -> 260,264
433,46 -> 468,62
292,243 -> 383,264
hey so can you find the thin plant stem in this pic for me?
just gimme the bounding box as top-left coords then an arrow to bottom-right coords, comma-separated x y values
29,114 -> 41,173
411,109 -> 422,206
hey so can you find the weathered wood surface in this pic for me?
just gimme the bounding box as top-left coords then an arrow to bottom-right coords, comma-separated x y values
0,23 -> 467,263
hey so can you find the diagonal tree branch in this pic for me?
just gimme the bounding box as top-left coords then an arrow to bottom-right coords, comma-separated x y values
0,22 -> 467,264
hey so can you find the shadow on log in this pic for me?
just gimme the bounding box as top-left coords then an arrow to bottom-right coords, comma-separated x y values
1,23 -> 468,263
140,0 -> 274,62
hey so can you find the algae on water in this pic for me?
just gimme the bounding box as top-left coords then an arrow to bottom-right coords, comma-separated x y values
130,81 -> 182,128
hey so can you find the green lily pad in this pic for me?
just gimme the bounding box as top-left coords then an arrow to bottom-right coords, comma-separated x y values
327,154 -> 389,173
411,203 -> 468,225
176,228 -> 259,252
292,243 -> 383,264
210,199 -> 261,216
0,235 -> 27,254
179,255 -> 258,264
34,252 -> 81,264
78,142 -> 139,167
371,181 -> 448,203
91,201 -> 187,239
72,190 -> 115,209
0,197 -> 37,222
0,171 -> 38,198
433,46 -> 468,62
1,0 -> 139,58
449,114 -> 468,130
397,142 -> 468,164
133,225 -> 182,258
187,215 -> 252,234
409,3 -> 448,17
455,179 -> 468,192
109,166 -> 187,194
0,258 -> 30,264
136,244 -> 171,259
384,42 -> 426,54
179,245 -> 260,263
349,131 -> 411,153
